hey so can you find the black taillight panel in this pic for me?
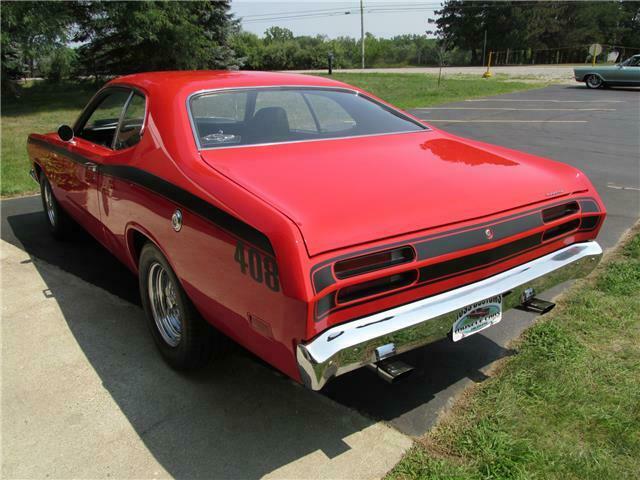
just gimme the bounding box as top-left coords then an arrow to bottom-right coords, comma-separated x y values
543,218 -> 581,241
337,270 -> 418,304
542,201 -> 580,223
334,246 -> 415,279
579,215 -> 601,231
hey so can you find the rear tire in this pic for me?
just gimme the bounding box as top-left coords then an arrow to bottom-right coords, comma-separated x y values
585,75 -> 604,89
39,173 -> 75,239
138,243 -> 219,370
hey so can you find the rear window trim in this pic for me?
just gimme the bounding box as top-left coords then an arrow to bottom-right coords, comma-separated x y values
187,85 -> 429,151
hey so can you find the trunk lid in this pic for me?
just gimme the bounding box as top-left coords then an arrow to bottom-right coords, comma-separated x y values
200,131 -> 586,256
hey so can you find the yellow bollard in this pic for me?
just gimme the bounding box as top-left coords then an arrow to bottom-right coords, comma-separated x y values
482,51 -> 493,78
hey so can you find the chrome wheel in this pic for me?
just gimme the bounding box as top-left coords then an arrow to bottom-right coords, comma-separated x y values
586,75 -> 603,89
43,180 -> 57,227
147,262 -> 182,347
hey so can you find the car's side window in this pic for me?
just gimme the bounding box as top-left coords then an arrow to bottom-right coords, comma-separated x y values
304,93 -> 356,133
114,92 -> 146,150
192,91 -> 247,122
254,90 -> 317,132
76,90 -> 131,148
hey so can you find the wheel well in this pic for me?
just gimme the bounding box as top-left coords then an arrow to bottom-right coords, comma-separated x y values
129,229 -> 150,267
33,162 -> 42,181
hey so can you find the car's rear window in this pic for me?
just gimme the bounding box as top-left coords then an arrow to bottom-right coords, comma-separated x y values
189,87 -> 426,149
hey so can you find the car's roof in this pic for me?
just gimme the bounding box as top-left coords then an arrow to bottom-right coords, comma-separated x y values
109,70 -> 356,98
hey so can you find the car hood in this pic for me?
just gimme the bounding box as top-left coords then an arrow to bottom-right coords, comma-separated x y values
200,131 -> 589,256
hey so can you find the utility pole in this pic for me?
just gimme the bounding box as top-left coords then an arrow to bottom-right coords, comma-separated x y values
360,0 -> 365,69
482,29 -> 487,66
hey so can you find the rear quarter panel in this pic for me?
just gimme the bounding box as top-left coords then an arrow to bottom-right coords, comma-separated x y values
95,92 -> 311,381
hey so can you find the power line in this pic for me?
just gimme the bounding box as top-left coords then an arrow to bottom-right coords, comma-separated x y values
240,2 -> 560,24
242,8 -> 439,24
241,3 -> 444,20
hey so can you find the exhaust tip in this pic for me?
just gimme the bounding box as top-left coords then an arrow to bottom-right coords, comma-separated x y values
520,298 -> 556,314
368,359 -> 414,384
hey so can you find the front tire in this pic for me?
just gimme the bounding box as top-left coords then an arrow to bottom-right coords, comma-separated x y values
138,243 -> 218,370
585,74 -> 604,89
39,173 -> 75,239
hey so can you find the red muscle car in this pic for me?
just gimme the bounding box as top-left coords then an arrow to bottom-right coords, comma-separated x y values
28,71 -> 605,390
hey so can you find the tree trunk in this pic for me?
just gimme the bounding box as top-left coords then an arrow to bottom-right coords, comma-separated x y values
470,48 -> 478,66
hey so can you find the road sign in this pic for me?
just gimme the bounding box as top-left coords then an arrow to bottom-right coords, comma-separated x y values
589,43 -> 603,56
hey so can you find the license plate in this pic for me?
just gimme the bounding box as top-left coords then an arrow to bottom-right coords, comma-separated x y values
452,295 -> 503,342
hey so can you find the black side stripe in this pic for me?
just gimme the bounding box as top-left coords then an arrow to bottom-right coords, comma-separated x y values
29,136 -> 92,166
29,137 -> 274,255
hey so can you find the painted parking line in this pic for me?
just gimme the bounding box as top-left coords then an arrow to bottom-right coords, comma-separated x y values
465,99 -> 625,103
419,119 -> 588,123
414,107 -> 615,111
607,183 -> 640,192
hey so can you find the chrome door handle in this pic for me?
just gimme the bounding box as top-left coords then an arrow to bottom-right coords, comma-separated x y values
85,162 -> 98,172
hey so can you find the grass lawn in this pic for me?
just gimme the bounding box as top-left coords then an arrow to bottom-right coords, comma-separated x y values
388,226 -> 640,480
1,74 -> 542,197
316,73 -> 546,109
1,82 -> 99,197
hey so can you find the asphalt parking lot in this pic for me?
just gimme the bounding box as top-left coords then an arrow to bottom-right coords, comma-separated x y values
324,84 -> 640,433
2,84 -> 639,477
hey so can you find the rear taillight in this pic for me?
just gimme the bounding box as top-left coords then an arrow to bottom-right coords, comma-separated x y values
334,246 -> 415,279
337,271 -> 418,303
542,201 -> 580,223
542,219 -> 580,241
579,215 -> 602,231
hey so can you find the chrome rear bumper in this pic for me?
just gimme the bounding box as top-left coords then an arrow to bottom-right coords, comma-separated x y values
297,241 -> 602,390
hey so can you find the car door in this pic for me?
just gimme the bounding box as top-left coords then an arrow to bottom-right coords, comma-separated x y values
67,88 -> 132,241
607,56 -> 640,84
95,90 -> 148,263
620,56 -> 640,84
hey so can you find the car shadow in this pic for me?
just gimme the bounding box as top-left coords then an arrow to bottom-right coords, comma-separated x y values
563,84 -> 640,92
3,199 -> 380,478
2,199 -> 140,305
3,196 -> 513,474
324,334 -> 515,436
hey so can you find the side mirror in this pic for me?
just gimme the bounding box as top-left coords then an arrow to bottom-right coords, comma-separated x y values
57,124 -> 74,142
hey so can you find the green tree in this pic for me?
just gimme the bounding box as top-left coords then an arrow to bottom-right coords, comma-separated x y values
437,1 -> 640,65
41,46 -> 78,83
436,0 -> 487,65
263,26 -> 294,44
74,0 -> 239,76
1,1 -> 75,92
230,31 -> 264,69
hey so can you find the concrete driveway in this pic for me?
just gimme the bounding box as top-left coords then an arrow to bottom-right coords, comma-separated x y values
1,227 -> 411,479
2,84 -> 638,478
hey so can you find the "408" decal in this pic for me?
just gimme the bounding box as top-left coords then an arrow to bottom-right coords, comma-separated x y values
234,242 -> 280,292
